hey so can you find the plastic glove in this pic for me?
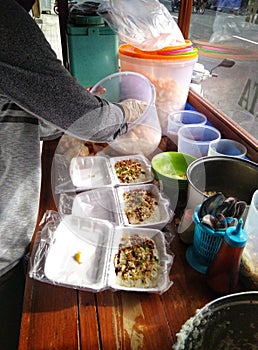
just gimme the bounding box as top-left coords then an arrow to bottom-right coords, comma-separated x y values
86,85 -> 106,96
119,99 -> 147,123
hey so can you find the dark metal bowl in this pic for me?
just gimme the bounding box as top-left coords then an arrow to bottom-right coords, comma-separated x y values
174,291 -> 258,350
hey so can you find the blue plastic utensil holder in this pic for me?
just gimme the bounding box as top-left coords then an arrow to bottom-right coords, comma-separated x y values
186,205 -> 226,274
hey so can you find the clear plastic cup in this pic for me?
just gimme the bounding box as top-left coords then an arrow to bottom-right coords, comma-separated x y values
208,139 -> 247,158
178,125 -> 221,158
90,71 -> 161,156
244,189 -> 258,242
167,110 -> 207,145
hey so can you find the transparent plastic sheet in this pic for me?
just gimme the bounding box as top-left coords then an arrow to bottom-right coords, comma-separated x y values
52,136 -> 155,195
209,11 -> 252,44
29,210 -> 62,282
29,210 -> 175,294
97,0 -> 185,51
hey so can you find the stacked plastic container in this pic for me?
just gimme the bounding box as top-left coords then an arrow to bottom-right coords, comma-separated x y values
29,153 -> 175,294
119,40 -> 198,133
60,154 -> 173,230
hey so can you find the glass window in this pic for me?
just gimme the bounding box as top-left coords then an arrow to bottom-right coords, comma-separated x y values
187,0 -> 258,139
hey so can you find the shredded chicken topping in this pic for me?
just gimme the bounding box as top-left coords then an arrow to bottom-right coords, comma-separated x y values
114,159 -> 146,183
114,234 -> 160,288
123,189 -> 159,224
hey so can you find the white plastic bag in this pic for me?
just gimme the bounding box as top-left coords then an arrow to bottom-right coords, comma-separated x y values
98,0 -> 185,51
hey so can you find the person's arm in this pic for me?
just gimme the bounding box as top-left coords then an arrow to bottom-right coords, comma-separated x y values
0,0 -> 127,142
15,0 -> 35,12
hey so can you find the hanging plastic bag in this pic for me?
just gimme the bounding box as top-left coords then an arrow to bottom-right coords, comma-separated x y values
98,0 -> 185,51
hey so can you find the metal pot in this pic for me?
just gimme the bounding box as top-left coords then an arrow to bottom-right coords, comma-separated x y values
187,156 -> 258,206
178,156 -> 258,243
174,291 -> 258,350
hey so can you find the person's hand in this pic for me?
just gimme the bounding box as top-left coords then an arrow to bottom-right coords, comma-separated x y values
86,85 -> 106,96
119,99 -> 147,123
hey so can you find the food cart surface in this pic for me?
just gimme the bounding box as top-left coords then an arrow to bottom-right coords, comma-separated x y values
18,136 -> 246,350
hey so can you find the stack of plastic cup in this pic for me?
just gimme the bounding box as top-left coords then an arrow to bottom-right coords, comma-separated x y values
178,125 -> 221,158
208,139 -> 247,158
167,110 -> 207,145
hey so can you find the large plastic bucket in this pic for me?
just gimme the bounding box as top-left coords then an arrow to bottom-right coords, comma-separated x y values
67,5 -> 118,88
119,43 -> 198,133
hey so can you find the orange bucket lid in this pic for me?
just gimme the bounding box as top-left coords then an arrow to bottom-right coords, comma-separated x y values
119,42 -> 198,61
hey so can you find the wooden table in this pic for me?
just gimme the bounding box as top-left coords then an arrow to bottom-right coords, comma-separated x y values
18,138 -> 244,350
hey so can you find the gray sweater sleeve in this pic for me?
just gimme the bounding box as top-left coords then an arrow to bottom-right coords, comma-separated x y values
0,0 -> 127,142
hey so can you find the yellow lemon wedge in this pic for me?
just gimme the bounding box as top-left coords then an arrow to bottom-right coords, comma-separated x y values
74,251 -> 85,264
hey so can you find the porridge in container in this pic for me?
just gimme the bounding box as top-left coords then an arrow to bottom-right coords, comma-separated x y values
114,234 -> 160,288
122,188 -> 160,225
117,184 -> 172,229
70,184 -> 173,230
109,155 -> 154,185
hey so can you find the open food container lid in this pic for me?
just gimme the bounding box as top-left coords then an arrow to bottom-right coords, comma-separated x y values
70,187 -> 123,225
70,156 -> 113,189
59,183 -> 173,230
29,212 -> 174,294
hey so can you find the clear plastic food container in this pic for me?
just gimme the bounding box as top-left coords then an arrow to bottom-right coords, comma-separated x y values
29,213 -> 174,294
70,156 -> 112,189
59,183 -> 173,230
90,71 -> 162,156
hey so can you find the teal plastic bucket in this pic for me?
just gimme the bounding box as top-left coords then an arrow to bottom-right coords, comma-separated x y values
67,20 -> 118,88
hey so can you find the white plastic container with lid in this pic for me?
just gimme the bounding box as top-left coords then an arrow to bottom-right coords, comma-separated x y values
69,183 -> 173,230
30,214 -> 174,294
69,154 -> 154,191
119,42 -> 198,133
242,189 -> 258,289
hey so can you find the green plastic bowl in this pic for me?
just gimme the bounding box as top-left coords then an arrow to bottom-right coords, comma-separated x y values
151,152 -> 196,187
